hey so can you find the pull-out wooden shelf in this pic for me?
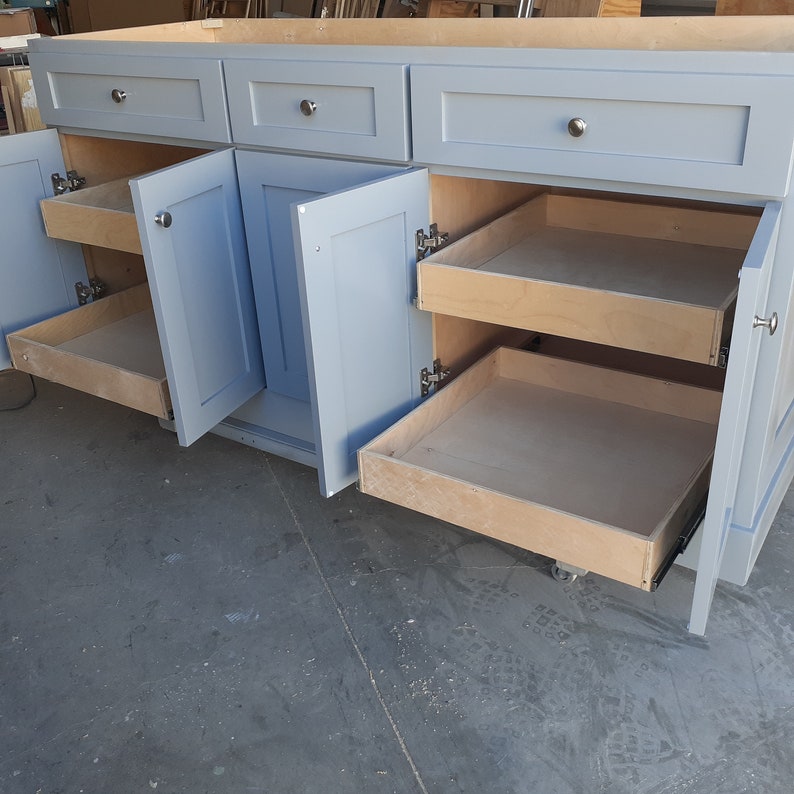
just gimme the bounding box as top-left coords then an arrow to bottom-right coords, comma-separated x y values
418,195 -> 758,365
359,347 -> 721,590
7,284 -> 171,419
40,177 -> 142,255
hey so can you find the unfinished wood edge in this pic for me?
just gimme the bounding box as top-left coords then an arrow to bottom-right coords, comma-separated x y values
40,201 -> 143,256
8,336 -> 170,419
496,347 -> 723,425
1,86 -> 17,134
422,194 -> 548,274
644,458 -> 713,588
358,454 -> 650,589
11,283 -> 152,346
545,194 -> 759,250
363,349 -> 500,459
172,17 -> 794,52
419,266 -> 724,365
64,20 -> 215,42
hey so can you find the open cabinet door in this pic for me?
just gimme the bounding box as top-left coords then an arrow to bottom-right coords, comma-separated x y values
689,202 -> 782,635
0,129 -> 88,370
130,149 -> 264,447
294,168 -> 433,497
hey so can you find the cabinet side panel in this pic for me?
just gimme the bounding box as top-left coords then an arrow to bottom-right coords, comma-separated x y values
0,129 -> 87,370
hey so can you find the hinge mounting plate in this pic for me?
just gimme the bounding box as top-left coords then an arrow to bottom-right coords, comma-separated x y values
718,346 -> 729,369
420,359 -> 450,397
52,170 -> 86,196
416,223 -> 449,262
75,278 -> 107,306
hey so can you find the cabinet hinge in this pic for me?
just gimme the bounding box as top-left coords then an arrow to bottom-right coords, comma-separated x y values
416,223 -> 449,262
75,278 -> 107,306
420,359 -> 450,397
718,346 -> 729,369
52,170 -> 87,196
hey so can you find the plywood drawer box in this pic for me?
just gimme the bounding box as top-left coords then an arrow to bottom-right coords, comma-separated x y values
359,347 -> 721,591
418,194 -> 757,365
40,176 -> 143,255
7,283 -> 172,419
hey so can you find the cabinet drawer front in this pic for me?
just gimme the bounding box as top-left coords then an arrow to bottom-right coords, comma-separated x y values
411,65 -> 794,196
225,59 -> 410,161
31,54 -> 231,142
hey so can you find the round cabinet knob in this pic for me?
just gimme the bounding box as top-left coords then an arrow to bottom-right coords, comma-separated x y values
111,88 -> 127,104
567,117 -> 587,138
154,211 -> 172,229
300,99 -> 317,117
753,312 -> 778,335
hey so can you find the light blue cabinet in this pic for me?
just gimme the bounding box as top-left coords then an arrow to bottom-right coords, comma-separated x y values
0,130 -> 88,371
12,19 -> 794,633
294,167 -> 433,496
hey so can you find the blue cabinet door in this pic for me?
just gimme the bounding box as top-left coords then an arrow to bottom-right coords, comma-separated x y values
130,149 -> 265,447
294,168 -> 433,497
689,202 -> 782,635
236,151 -> 404,404
0,129 -> 88,370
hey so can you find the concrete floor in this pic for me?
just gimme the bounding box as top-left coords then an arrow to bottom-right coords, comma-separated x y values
1,377 -> 793,794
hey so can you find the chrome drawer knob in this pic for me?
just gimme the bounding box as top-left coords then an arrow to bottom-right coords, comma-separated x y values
154,211 -> 172,228
111,88 -> 127,104
567,117 -> 587,138
300,99 -> 317,117
753,312 -> 778,335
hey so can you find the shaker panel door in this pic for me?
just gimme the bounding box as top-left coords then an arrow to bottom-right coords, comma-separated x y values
130,149 -> 264,446
294,168 -> 433,497
236,151 -> 402,403
690,202 -> 782,635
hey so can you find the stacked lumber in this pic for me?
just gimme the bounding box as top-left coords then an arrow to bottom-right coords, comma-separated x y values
0,66 -> 45,135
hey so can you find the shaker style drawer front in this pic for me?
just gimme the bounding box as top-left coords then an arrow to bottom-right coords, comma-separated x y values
224,59 -> 410,161
31,53 -> 231,142
411,65 -> 794,196
418,194 -> 758,365
359,347 -> 721,591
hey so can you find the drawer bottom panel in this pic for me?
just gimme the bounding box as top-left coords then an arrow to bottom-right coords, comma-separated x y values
7,283 -> 171,419
359,347 -> 721,590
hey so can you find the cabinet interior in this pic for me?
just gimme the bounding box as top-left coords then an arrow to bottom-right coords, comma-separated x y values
8,134 -> 208,419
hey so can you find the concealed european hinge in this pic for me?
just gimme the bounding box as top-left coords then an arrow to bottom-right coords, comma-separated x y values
416,223 -> 449,262
420,359 -> 450,397
75,278 -> 107,306
52,170 -> 86,196
718,346 -> 729,369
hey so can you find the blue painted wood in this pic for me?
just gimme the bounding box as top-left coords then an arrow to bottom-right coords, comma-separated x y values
689,202 -> 782,636
224,59 -> 410,161
294,168 -> 433,497
411,64 -> 794,197
129,148 -> 264,447
236,151 -> 404,403
30,53 -> 231,143
0,129 -> 88,371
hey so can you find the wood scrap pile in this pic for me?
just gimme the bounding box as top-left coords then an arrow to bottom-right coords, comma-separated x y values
0,65 -> 45,135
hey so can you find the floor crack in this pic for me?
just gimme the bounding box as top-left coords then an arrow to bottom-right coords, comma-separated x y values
266,458 -> 429,794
